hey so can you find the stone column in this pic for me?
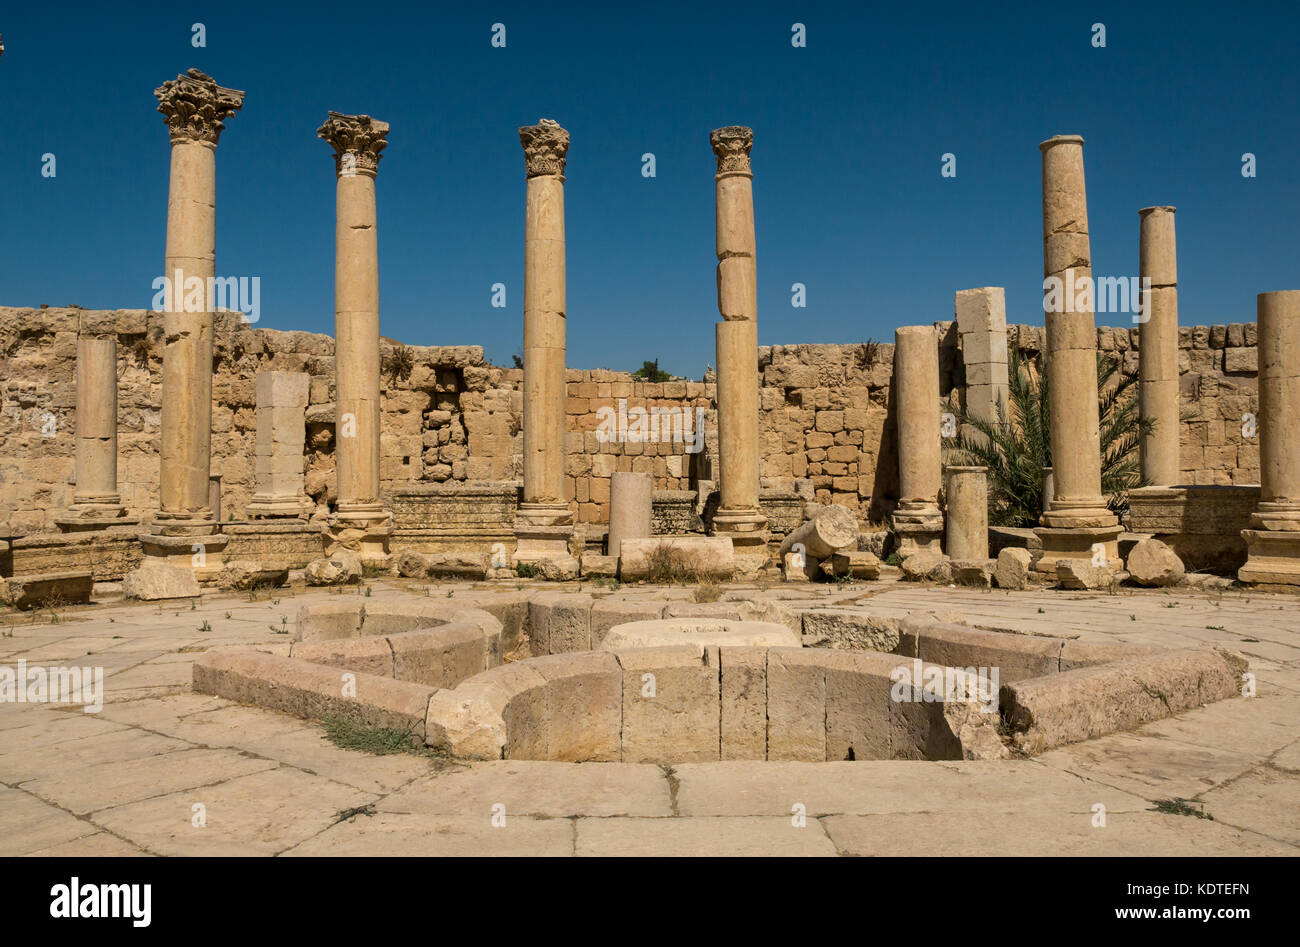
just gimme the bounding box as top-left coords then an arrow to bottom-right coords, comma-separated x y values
945,465 -> 988,560
56,332 -> 137,531
1240,291 -> 1300,585
245,372 -> 313,519
514,119 -> 575,564
709,125 -> 768,572
1034,135 -> 1121,572
1138,206 -> 1180,486
892,325 -> 944,554
955,287 -> 1009,436
607,471 -> 652,559
318,112 -> 392,562
143,69 -> 243,577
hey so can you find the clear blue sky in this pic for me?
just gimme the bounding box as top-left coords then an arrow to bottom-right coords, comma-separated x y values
1,1 -> 1296,377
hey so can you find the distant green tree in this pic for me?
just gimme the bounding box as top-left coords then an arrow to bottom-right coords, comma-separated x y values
633,358 -> 671,382
945,350 -> 1153,527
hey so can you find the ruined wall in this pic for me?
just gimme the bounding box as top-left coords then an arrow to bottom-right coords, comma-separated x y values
0,305 -> 1260,535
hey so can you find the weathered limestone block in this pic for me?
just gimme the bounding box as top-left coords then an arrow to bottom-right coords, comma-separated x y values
993,546 -> 1032,589
900,549 -> 951,583
528,651 -> 622,762
1126,538 -> 1186,587
304,548 -> 362,586
800,609 -> 899,652
601,618 -> 799,650
579,553 -> 618,578
618,536 -> 735,581
122,560 -> 201,600
719,646 -> 767,760
217,559 -> 289,591
1,571 -> 93,610
1055,558 -> 1119,590
767,649 -> 827,761
778,502 -> 858,560
823,550 -> 881,579
949,558 -> 995,587
617,645 -> 720,763
607,471 -> 652,557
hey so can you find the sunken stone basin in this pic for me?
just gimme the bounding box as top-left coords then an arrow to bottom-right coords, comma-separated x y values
600,618 -> 801,650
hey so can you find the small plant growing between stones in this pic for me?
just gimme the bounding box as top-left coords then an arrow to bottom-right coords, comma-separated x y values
1151,798 -> 1213,820
321,715 -> 454,763
855,339 -> 881,371
692,578 -> 722,603
270,615 -> 289,634
197,619 -> 212,632
884,552 -> 903,566
515,561 -> 538,579
383,343 -> 415,383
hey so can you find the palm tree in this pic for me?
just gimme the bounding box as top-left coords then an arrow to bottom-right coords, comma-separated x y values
946,349 -> 1153,527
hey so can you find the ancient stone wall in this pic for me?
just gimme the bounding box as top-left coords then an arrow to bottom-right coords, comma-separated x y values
0,305 -> 1260,535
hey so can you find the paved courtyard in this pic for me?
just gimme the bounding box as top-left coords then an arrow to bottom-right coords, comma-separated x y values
2,579 -> 1297,857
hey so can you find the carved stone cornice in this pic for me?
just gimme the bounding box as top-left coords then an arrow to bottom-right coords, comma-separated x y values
154,68 -> 245,146
711,125 -> 754,177
317,112 -> 390,178
519,119 -> 569,179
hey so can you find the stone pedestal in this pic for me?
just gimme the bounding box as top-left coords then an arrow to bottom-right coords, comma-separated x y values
1138,206 -> 1180,486
709,125 -> 768,572
142,69 -> 244,580
245,372 -> 313,519
1240,290 -> 1300,584
608,471 -> 653,558
56,335 -> 137,531
515,119 -> 575,562
955,288 -> 1009,437
945,466 -> 988,560
892,325 -> 943,554
318,112 -> 392,563
1034,135 -> 1121,571
1127,484 -> 1258,572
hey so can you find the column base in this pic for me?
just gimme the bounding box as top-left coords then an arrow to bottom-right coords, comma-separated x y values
139,531 -> 229,583
514,523 -> 575,563
326,506 -> 392,566
710,507 -> 769,576
1032,524 -> 1123,574
55,503 -> 138,533
892,504 -> 944,556
1239,528 -> 1300,585
245,494 -> 315,520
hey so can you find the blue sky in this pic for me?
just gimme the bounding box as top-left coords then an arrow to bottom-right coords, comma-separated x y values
1,1 -> 1296,377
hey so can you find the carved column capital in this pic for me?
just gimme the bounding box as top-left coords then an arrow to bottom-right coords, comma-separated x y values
519,119 -> 569,178
711,125 -> 753,177
318,112 -> 390,178
154,68 -> 245,146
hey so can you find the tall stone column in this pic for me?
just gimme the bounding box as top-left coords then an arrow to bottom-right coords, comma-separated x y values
514,119 -> 575,564
1034,135 -> 1121,572
892,325 -> 943,554
56,331 -> 137,531
318,112 -> 392,563
1138,206 -> 1180,485
245,372 -> 313,519
1240,291 -> 1300,585
709,125 -> 768,573
143,69 -> 243,577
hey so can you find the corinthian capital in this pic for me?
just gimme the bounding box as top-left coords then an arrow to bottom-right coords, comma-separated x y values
154,68 -> 245,146
318,112 -> 390,178
710,125 -> 754,176
519,119 -> 569,178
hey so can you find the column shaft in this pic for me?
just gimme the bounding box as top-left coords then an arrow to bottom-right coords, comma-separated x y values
1138,206 -> 1180,485
892,325 -> 944,554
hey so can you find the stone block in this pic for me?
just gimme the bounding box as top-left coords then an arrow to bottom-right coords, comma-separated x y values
767,648 -> 827,761
617,645 -> 720,763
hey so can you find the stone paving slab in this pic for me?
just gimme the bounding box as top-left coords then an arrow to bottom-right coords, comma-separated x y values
89,767 -> 378,856
23,831 -> 150,857
0,785 -> 102,856
283,813 -> 575,856
820,810 -> 1297,856
378,761 -> 673,818
1197,766 -> 1300,845
574,816 -> 839,856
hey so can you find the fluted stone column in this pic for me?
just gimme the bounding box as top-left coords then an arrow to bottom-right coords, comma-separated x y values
1034,135 -> 1121,572
709,125 -> 768,572
945,465 -> 988,560
142,69 -> 242,577
1240,291 -> 1300,585
317,112 -> 392,562
245,372 -> 313,520
1137,206 -> 1180,486
892,325 -> 943,554
514,119 -> 575,563
56,332 -> 137,531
